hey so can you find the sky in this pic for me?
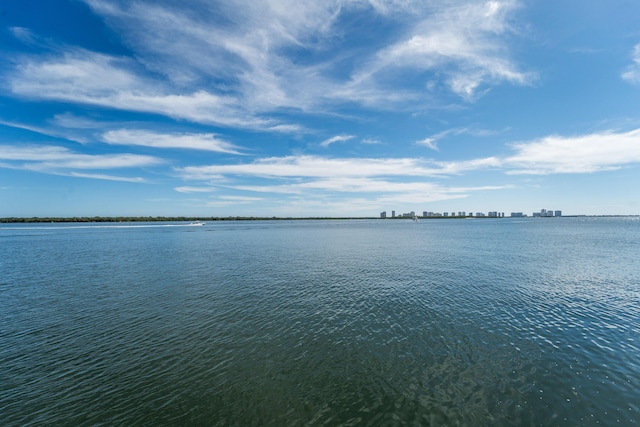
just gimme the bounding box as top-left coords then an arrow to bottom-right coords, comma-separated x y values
2,0 -> 640,217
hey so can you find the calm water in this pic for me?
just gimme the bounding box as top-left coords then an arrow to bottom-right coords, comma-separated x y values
1,218 -> 639,426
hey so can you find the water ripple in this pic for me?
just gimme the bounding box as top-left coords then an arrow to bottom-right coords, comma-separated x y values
1,219 -> 639,425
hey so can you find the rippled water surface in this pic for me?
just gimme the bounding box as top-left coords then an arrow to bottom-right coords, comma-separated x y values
1,218 -> 639,425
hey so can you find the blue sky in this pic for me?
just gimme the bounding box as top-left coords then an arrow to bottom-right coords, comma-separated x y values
2,0 -> 640,217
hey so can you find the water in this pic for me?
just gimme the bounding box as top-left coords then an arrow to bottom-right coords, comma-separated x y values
1,218 -> 639,426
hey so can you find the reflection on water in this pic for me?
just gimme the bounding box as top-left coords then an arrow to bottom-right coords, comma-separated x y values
1,218 -> 639,425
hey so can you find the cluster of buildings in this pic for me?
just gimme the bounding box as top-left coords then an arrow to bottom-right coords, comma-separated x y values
511,209 -> 562,217
533,209 -> 562,217
380,208 -> 562,219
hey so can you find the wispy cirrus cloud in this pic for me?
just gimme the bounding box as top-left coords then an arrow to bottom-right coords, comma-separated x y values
0,144 -> 161,181
6,0 -> 533,134
102,129 -> 243,153
341,0 -> 534,103
417,128 -> 640,175
175,128 -> 640,197
416,127 -> 499,150
319,134 -> 355,148
80,0 -> 344,114
622,43 -> 640,84
505,128 -> 640,174
175,153 -> 509,195
51,113 -> 106,129
174,154 -> 506,210
9,27 -> 37,44
234,177 -> 508,197
0,119 -> 89,144
217,176 -> 510,212
177,155 -> 446,181
416,136 -> 439,151
67,172 -> 147,182
175,186 -> 217,193
9,50 -> 275,130
11,51 -> 140,97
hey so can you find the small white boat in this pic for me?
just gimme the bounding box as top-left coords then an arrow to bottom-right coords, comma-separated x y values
188,221 -> 205,226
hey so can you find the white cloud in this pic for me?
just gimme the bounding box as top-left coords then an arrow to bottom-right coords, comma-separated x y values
0,145 -> 162,180
416,137 -> 439,150
175,186 -> 217,193
101,1 -> 530,111
172,128 -> 640,204
174,154 -> 507,208
6,0 -> 534,135
81,0 -> 342,112
228,178 -> 511,215
0,119 -> 89,144
234,176 -> 509,196
10,27 -> 37,44
622,43 -> 640,84
12,51 -> 139,96
175,153 -> 509,189
51,113 -> 105,129
345,0 -> 534,100
438,157 -> 503,174
177,155 -> 447,180
505,129 -> 640,174
9,51 -> 275,130
102,129 -> 243,153
266,124 -> 307,133
417,127 -> 502,150
68,172 -> 147,182
320,134 -> 355,147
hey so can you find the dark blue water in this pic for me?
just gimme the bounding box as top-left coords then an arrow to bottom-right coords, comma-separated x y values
1,218 -> 639,425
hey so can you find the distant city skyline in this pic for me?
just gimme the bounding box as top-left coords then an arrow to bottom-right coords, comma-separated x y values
2,1 -> 640,217
379,208 -> 562,219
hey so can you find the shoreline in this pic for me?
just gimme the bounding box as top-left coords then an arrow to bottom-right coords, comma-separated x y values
1,214 -> 638,224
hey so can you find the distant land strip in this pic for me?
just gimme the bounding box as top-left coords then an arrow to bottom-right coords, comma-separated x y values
1,215 -> 638,223
0,216 -> 375,223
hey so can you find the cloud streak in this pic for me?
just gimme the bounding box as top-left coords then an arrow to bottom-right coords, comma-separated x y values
177,155 -> 449,180
174,154 -> 507,208
320,135 -> 355,148
0,144 -> 162,181
416,127 -> 497,150
102,129 -> 243,153
175,128 -> 640,201
234,177 -> 509,196
175,186 -> 217,193
9,50 -> 274,130
622,43 -> 640,84
505,129 -> 640,174
7,0 -> 533,133
343,0 -> 533,102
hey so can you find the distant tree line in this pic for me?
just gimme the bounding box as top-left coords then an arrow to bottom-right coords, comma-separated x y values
0,216 -> 205,223
0,216 -> 377,223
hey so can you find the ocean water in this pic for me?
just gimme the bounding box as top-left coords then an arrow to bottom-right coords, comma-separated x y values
1,217 -> 639,426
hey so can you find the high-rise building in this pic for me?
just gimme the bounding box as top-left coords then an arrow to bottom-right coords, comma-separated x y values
380,211 -> 386,219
